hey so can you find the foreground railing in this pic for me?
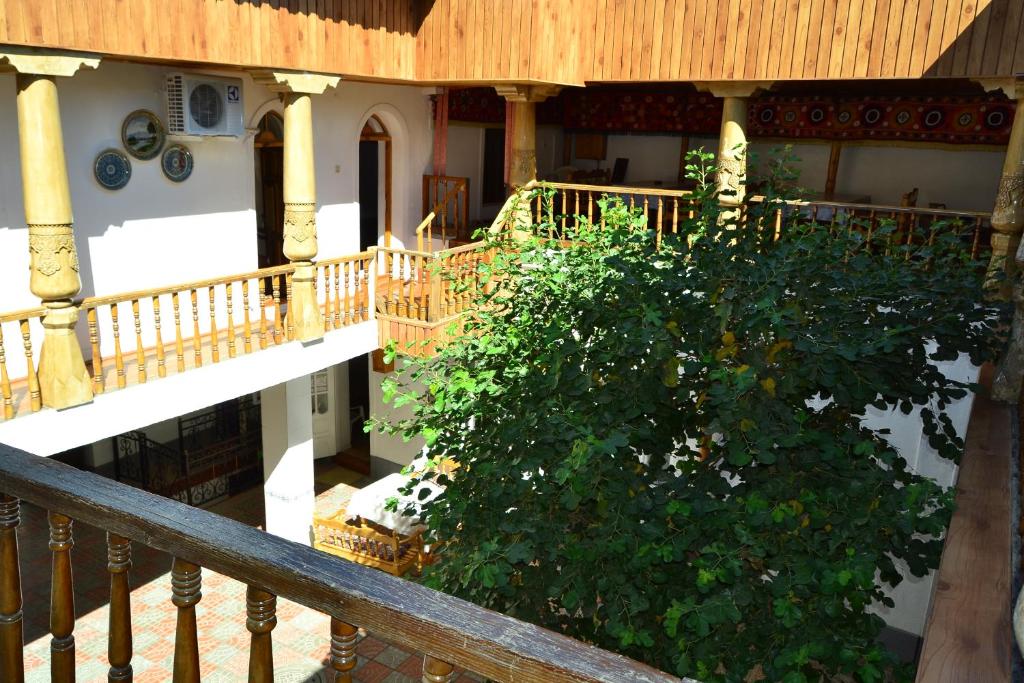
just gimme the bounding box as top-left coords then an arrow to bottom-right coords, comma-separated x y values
0,254 -> 376,422
0,446 -> 681,683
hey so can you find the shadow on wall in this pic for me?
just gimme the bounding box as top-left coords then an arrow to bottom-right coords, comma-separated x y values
228,0 -> 432,34
925,1 -> 1022,78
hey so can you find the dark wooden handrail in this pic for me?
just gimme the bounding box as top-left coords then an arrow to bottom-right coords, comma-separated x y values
0,445 -> 684,683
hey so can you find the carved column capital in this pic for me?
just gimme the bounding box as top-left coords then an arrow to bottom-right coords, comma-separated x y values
0,47 -> 100,77
695,81 -> 773,99
494,84 -> 562,103
251,69 -> 340,95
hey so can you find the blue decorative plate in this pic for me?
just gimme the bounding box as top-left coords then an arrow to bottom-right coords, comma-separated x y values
161,144 -> 193,183
94,149 -> 131,190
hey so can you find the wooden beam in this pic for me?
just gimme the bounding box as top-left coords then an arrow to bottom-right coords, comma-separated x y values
825,142 -> 842,196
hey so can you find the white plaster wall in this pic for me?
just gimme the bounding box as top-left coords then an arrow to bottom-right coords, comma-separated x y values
445,123 -> 563,223
0,62 -> 433,383
368,364 -> 424,467
568,132 -> 1003,212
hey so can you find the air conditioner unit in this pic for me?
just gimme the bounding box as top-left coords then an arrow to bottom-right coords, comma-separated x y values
166,73 -> 244,137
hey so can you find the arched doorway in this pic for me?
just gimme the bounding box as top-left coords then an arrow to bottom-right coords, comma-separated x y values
358,115 -> 392,248
254,111 -> 285,271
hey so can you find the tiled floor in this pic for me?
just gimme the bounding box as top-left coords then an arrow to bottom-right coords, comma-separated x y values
15,460 -> 481,682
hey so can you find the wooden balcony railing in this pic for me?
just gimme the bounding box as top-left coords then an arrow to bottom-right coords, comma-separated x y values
374,242 -> 494,357
0,255 -> 377,422
746,197 -> 991,258
533,181 -> 700,244
0,445 -> 682,683
420,174 -> 470,252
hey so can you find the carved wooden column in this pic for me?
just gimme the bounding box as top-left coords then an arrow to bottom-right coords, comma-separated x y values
495,85 -> 560,237
252,70 -> 340,342
986,81 -> 1024,401
985,83 -> 1024,300
0,495 -> 24,683
695,82 -> 772,212
1,49 -> 99,409
495,85 -> 560,189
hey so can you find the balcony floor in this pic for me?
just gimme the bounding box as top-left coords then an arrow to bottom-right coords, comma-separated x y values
14,460 -> 481,682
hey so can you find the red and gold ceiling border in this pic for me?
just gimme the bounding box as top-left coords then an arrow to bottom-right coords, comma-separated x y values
447,87 -> 1015,146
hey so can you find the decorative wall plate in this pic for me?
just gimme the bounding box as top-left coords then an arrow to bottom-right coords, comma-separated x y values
94,149 -> 132,190
121,109 -> 165,160
161,144 -> 194,183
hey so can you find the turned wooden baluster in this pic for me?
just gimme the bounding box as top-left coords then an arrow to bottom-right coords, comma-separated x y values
362,260 -> 371,321
241,280 -> 253,354
225,283 -> 237,359
340,262 -> 350,325
172,292 -> 185,373
386,253 -> 397,315
49,511 -> 75,683
332,263 -> 341,327
559,190 -> 566,233
131,299 -> 145,383
421,257 -> 430,322
322,266 -> 332,333
271,277 -> 283,344
258,289 -> 269,350
422,655 -> 455,683
0,495 -> 24,683
106,534 -> 132,682
171,558 -> 201,683
110,305 -> 126,390
245,586 -> 276,683
20,319 -> 41,412
329,619 -> 357,682
190,290 -> 202,368
208,287 -> 220,363
152,296 -> 166,379
284,273 -> 294,341
86,308 -> 103,393
587,191 -> 594,225
0,326 -> 12,420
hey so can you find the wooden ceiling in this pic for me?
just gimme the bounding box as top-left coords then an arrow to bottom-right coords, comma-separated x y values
0,0 -> 1021,86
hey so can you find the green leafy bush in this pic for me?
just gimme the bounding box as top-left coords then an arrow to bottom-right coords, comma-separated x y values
373,154 -> 1007,682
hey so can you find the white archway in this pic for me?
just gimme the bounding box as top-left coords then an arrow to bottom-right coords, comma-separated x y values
355,103 -> 414,250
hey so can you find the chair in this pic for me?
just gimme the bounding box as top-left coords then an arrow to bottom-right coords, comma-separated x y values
897,187 -> 919,244
611,157 -> 629,184
900,187 -> 919,208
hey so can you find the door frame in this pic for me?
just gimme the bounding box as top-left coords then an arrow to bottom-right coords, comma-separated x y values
360,115 -> 393,247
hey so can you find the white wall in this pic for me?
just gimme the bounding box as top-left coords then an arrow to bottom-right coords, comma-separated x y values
368,363 -> 424,468
597,132 -> 1003,212
0,61 -> 434,385
445,123 -> 563,223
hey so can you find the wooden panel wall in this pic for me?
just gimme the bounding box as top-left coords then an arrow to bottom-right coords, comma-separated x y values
416,0 -> 1024,84
1,0 -> 1023,84
415,0 -> 597,85
0,0 -> 419,81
